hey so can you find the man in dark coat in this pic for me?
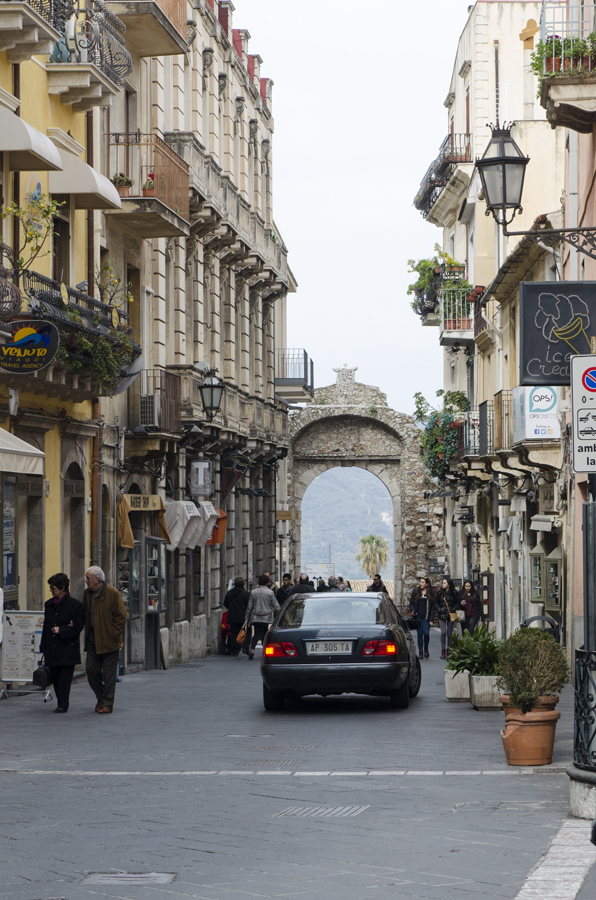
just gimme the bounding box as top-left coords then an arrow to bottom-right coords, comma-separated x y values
39,572 -> 85,713
367,574 -> 387,593
276,573 -> 293,607
83,566 -> 127,714
288,573 -> 316,596
224,576 -> 250,655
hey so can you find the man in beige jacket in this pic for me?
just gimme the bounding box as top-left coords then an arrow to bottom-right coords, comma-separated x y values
83,566 -> 127,714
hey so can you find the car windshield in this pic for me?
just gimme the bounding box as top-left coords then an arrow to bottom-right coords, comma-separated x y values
279,596 -> 387,627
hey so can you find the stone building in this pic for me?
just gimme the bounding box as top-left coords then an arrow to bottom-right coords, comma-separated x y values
285,367 -> 441,606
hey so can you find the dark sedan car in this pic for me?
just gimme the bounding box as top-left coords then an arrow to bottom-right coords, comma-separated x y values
260,591 -> 421,711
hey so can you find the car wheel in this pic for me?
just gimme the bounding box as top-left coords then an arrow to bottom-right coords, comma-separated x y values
389,678 -> 410,709
263,684 -> 285,711
408,658 -> 422,698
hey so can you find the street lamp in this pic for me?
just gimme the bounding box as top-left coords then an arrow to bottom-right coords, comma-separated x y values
477,122 -> 596,259
198,373 -> 224,421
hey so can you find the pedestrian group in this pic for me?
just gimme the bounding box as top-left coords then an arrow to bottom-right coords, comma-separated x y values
409,576 -> 484,660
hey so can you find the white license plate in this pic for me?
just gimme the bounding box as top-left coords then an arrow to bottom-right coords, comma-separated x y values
306,641 -> 352,655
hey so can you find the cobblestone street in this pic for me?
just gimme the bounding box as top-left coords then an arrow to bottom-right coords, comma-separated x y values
0,630 -> 592,900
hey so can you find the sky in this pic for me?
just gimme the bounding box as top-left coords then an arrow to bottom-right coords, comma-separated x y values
237,0 -> 471,415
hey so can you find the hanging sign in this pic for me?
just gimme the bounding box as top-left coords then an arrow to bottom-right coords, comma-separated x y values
520,282 -> 596,385
571,355 -> 596,473
0,320 -> 60,374
221,450 -> 250,500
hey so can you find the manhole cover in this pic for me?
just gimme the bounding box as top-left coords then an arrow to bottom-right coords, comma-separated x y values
274,806 -> 369,818
81,873 -> 176,885
236,759 -> 301,767
255,746 -> 314,752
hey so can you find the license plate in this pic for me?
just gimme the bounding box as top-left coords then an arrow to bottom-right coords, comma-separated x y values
306,641 -> 352,655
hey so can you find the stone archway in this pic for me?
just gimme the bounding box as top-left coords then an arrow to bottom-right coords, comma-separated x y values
287,367 -> 440,604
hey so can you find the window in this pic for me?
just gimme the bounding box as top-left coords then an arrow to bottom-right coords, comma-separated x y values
52,199 -> 70,283
280,596 -> 387,627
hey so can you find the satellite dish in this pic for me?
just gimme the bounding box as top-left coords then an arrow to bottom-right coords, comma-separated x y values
114,353 -> 144,395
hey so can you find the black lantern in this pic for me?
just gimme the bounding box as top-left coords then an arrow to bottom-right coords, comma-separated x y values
476,125 -> 529,228
199,373 -> 224,421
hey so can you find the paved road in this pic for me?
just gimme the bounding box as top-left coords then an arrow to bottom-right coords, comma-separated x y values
0,629 -> 591,900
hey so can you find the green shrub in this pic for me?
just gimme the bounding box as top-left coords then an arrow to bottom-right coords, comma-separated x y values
496,628 -> 568,714
446,623 -> 500,677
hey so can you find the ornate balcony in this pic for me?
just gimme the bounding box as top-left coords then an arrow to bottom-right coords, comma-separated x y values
106,132 -> 190,237
47,0 -> 133,112
106,0 -> 188,56
414,134 -> 472,222
0,269 -> 141,400
275,349 -> 314,403
438,287 -> 473,347
0,0 -> 62,61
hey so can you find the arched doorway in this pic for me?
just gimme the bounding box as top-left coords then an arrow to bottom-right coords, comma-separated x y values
301,466 -> 394,584
63,462 -> 86,598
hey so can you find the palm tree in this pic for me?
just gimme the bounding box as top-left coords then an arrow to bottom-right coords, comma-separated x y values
356,534 -> 389,578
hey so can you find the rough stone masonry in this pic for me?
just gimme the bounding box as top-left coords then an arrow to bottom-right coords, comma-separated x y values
286,366 -> 443,605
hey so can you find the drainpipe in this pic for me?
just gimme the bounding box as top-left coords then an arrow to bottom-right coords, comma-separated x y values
86,111 -> 95,294
91,399 -> 100,566
12,64 -> 19,282
568,130 -> 579,280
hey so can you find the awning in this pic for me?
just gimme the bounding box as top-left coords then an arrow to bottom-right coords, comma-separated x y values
206,507 -> 228,545
0,428 -> 44,475
117,493 -> 171,548
49,149 -> 122,209
195,501 -> 219,546
0,108 -> 62,171
165,499 -> 203,551
530,514 -> 560,532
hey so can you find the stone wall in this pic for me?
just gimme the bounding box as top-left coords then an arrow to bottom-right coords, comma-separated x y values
287,367 -> 443,606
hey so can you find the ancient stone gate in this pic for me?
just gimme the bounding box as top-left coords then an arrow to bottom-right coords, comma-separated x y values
287,367 -> 441,604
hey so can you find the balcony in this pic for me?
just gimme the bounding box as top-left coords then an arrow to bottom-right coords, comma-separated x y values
539,0 -> 596,132
459,403 -> 494,459
128,369 -> 181,436
275,349 -> 314,402
106,132 -> 190,237
494,390 -> 514,452
0,269 -> 141,401
47,0 -> 133,112
413,134 -> 472,223
0,0 -> 62,62
106,0 -> 188,57
438,287 -> 473,346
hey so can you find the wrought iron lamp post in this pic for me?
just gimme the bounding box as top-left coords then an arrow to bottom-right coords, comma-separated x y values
198,372 -> 224,421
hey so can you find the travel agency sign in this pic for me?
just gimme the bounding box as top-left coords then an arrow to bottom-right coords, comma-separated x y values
0,320 -> 60,374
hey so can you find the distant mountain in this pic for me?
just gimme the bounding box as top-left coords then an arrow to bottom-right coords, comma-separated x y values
300,467 -> 394,580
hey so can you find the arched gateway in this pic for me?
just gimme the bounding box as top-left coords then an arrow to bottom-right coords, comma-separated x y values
287,367 -> 441,604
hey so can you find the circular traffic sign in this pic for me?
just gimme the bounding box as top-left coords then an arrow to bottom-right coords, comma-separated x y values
582,368 -> 596,392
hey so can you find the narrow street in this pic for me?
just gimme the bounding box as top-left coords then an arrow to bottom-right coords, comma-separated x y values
0,630 -> 590,900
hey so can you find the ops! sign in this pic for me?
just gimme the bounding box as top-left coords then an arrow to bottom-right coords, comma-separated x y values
0,320 -> 60,374
571,355 -> 596,473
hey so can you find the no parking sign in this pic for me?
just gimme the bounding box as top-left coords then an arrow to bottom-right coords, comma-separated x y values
571,356 -> 596,473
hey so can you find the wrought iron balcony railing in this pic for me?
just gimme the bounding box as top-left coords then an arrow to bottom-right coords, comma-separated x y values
461,403 -> 494,457
108,132 -> 190,221
414,133 -> 472,217
574,649 -> 596,771
50,0 -> 133,88
275,348 -> 314,394
0,0 -> 65,29
540,0 -> 596,75
129,368 -> 182,434
493,389 -> 513,452
438,287 -> 472,336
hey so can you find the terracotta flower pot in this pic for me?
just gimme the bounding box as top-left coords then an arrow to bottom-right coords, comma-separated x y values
116,185 -> 130,197
500,693 -> 559,720
501,708 -> 560,766
143,187 -> 154,197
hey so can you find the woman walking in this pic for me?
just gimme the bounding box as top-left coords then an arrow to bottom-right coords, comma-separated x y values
409,577 -> 436,660
223,576 -> 250,656
246,574 -> 280,660
39,573 -> 85,713
459,580 -> 483,634
435,577 -> 459,659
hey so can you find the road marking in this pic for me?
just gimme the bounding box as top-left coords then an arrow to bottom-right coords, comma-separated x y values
0,768 -> 568,777
514,819 -> 596,899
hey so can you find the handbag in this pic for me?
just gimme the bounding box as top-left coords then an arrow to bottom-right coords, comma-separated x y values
32,657 -> 52,689
236,621 -> 248,645
456,610 -> 465,622
447,602 -> 459,624
406,615 -> 421,631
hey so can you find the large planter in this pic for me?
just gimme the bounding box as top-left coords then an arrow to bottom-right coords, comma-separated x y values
469,674 -> 501,710
500,693 -> 559,720
501,708 -> 560,766
445,669 -> 470,702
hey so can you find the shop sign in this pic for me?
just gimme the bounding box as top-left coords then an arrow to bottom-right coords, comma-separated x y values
190,459 -> 212,499
0,320 -> 60,374
124,493 -> 163,510
17,477 -> 43,496
520,282 -> 596,385
512,386 -> 560,442
539,484 -> 557,514
221,449 -> 251,500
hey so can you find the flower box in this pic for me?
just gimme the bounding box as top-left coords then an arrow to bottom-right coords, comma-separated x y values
445,669 -> 470,702
469,674 -> 501,710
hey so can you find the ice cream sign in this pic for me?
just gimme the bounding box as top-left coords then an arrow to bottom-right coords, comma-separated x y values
512,386 -> 560,443
0,319 -> 60,374
519,282 -> 596,385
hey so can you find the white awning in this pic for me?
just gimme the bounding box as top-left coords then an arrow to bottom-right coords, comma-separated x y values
0,108 -> 62,171
530,515 -> 560,532
0,429 -> 44,475
195,501 -> 219,547
164,499 -> 205,551
49,149 -> 122,210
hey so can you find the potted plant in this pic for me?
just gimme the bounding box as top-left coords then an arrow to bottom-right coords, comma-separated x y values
111,173 -> 133,197
142,174 -> 154,197
497,628 -> 568,766
445,624 -> 501,709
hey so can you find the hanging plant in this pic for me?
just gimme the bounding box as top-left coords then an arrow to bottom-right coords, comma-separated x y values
414,389 -> 470,483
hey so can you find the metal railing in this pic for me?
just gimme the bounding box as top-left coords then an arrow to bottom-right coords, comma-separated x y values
463,410 -> 480,456
574,649 -> 596,770
493,390 -> 513,451
478,400 -> 494,456
541,0 -> 596,74
474,299 -> 488,339
129,369 -> 182,433
275,349 -> 314,393
439,287 -> 472,334
414,133 -> 472,217
50,0 -> 133,88
23,269 -> 133,335
0,0 -> 67,30
108,132 -> 190,221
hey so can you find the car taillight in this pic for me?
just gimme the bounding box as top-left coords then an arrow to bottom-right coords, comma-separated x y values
264,642 -> 297,658
362,640 -> 397,657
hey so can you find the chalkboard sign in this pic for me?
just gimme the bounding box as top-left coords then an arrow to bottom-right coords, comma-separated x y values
519,282 -> 596,385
